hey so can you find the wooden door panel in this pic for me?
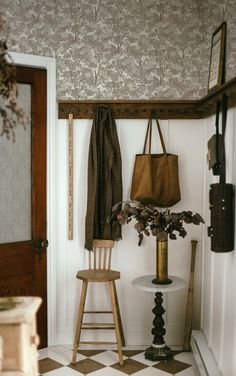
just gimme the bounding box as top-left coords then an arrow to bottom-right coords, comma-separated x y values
0,243 -> 34,277
0,273 -> 35,297
0,66 -> 47,349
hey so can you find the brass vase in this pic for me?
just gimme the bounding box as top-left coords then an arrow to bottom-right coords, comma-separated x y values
152,238 -> 172,284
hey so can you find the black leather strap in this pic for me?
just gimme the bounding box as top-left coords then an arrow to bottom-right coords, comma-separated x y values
220,94 -> 228,183
215,101 -> 220,169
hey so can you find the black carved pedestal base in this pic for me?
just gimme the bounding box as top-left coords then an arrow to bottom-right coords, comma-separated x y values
145,291 -> 173,362
145,345 -> 173,361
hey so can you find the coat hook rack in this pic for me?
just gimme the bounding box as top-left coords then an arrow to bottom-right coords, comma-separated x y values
58,77 -> 236,120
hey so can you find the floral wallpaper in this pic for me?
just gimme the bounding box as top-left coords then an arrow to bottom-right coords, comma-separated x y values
1,0 -> 236,100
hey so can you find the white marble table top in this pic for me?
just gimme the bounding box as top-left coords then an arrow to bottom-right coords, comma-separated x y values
132,275 -> 186,293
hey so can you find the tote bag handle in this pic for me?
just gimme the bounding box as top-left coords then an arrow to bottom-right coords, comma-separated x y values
143,117 -> 167,155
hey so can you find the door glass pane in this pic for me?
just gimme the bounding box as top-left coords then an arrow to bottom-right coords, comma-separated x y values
0,84 -> 32,244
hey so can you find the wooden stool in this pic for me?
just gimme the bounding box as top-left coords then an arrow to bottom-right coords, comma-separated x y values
72,240 -> 125,365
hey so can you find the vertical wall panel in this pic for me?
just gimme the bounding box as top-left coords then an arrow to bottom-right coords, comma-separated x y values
55,118 -> 204,346
201,117 -> 214,342
167,120 -> 204,331
219,106 -> 236,375
211,254 -> 226,356
220,253 -> 236,374
201,107 -> 236,376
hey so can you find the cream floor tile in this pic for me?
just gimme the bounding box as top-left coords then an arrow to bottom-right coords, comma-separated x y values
130,351 -> 159,366
50,345 -> 73,354
43,366 -> 83,376
177,366 -> 200,376
61,345 -> 74,351
174,351 -> 195,365
132,367 -> 169,376
88,366 -> 125,376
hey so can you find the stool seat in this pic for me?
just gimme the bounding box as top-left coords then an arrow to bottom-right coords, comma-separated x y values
76,269 -> 120,282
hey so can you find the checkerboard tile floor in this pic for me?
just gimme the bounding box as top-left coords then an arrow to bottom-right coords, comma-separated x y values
38,346 -> 199,375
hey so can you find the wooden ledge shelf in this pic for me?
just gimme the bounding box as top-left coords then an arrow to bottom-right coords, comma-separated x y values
58,77 -> 236,119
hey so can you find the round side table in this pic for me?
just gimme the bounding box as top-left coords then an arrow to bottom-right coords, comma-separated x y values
132,275 -> 186,362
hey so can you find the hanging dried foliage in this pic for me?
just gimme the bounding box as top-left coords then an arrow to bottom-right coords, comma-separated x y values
0,18 -> 28,141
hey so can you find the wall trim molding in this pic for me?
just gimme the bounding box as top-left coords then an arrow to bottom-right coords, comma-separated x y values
218,108 -> 234,369
191,330 -> 221,376
200,118 -> 207,330
9,52 -> 57,346
58,77 -> 236,119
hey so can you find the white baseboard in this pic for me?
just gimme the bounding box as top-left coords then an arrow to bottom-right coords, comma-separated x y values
191,330 -> 221,376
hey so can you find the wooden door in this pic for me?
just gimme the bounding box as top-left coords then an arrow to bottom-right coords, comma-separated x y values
0,66 -> 47,349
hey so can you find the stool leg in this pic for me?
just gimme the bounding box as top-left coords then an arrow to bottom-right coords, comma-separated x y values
109,281 -> 123,366
72,280 -> 88,364
112,281 -> 125,347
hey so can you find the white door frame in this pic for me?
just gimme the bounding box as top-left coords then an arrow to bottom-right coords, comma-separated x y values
9,52 -> 57,346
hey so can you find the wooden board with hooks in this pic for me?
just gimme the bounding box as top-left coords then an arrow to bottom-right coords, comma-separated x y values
58,77 -> 236,120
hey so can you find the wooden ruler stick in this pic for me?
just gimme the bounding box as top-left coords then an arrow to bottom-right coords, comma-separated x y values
68,113 -> 73,240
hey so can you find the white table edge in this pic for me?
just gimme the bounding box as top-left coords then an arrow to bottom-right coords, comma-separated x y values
132,275 -> 186,292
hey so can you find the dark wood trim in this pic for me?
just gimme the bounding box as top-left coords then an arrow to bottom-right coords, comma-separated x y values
58,76 -> 236,119
31,67 -> 48,350
198,77 -> 236,117
59,99 -> 199,119
15,66 -> 48,349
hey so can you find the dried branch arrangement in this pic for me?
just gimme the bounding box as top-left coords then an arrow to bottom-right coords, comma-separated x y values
0,18 -> 28,141
110,201 -> 204,245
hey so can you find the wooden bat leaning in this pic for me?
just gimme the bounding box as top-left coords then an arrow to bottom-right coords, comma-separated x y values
183,239 -> 198,351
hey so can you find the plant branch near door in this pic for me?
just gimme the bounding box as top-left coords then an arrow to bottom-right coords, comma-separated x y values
0,17 -> 28,141
110,201 -> 204,284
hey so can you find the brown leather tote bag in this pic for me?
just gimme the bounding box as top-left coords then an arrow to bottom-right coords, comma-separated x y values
130,117 -> 181,207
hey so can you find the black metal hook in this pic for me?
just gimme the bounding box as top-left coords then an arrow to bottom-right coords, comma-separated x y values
151,110 -> 157,119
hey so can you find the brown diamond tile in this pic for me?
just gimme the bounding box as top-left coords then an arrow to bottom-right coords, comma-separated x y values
113,350 -> 144,358
154,359 -> 191,374
77,349 -> 105,357
69,358 -> 106,374
111,358 -> 148,374
38,358 -> 64,374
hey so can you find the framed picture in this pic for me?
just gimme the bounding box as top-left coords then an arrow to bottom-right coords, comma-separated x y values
208,22 -> 226,92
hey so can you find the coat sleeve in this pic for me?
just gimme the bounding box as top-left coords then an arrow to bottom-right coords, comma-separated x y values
84,119 -> 97,251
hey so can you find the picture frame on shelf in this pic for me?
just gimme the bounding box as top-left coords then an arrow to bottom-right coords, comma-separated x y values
208,22 -> 227,92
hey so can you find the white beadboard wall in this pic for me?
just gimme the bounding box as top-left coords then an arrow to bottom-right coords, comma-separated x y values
54,118 -> 205,346
201,107 -> 236,376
